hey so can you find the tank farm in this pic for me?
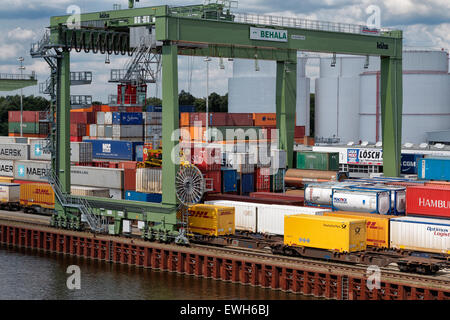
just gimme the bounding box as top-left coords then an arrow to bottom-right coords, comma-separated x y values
1,2 -> 449,300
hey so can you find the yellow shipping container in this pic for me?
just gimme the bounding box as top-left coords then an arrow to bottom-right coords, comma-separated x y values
188,204 -> 235,237
284,214 -> 366,253
324,211 -> 395,248
20,183 -> 55,209
0,177 -> 14,183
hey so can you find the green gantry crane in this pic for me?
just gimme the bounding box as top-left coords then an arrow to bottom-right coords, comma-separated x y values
30,1 -> 403,240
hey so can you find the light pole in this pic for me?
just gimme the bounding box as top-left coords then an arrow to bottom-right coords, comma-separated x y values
204,57 -> 211,143
18,57 -> 25,137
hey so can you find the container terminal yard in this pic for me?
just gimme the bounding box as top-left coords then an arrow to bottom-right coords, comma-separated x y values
0,0 -> 449,302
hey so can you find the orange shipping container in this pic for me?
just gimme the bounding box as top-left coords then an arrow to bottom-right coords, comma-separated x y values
254,113 -> 277,126
20,183 -> 55,210
180,113 -> 190,127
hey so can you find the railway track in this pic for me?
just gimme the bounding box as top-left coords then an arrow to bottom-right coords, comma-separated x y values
1,210 -> 449,290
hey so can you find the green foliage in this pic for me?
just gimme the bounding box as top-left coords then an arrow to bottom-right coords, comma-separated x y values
0,95 -> 49,136
146,96 -> 162,106
178,90 -> 196,106
309,93 -> 315,137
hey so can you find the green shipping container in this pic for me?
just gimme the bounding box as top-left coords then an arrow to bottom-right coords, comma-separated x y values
8,122 -> 40,134
270,168 -> 285,192
296,151 -> 339,171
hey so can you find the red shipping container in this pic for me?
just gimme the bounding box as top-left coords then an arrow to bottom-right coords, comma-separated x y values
190,113 -> 207,126
9,111 -> 40,123
119,161 -> 137,170
406,185 -> 450,218
209,113 -> 227,126
191,146 -> 221,172
261,126 -> 277,140
204,171 -> 221,193
124,168 -> 136,191
295,126 -> 306,138
249,191 -> 304,203
254,168 -> 270,192
227,113 -> 254,126
70,112 -> 95,124
70,136 -> 83,142
70,123 -> 86,137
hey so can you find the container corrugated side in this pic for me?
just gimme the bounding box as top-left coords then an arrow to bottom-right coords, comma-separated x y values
284,215 -> 366,253
71,185 -> 110,198
71,166 -> 124,189
205,200 -> 259,232
418,158 -> 450,181
0,160 -> 14,177
406,185 -> 450,218
188,204 -> 235,236
14,160 -> 50,182
136,168 -> 162,193
296,151 -> 339,171
390,216 -> 450,254
257,204 -> 331,235
19,183 -> 55,209
0,183 -> 20,202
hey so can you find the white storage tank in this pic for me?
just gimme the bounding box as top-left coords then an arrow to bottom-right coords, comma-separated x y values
228,57 -> 311,134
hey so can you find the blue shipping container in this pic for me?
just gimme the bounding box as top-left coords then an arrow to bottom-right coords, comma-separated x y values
112,112 -> 143,125
84,139 -> 143,161
240,173 -> 254,195
221,167 -> 237,193
418,158 -> 450,181
125,191 -> 162,203
401,154 -> 423,174
179,105 -> 196,113
146,105 -> 162,112
135,145 -> 144,162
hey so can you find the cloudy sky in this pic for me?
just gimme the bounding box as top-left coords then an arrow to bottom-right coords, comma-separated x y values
0,0 -> 449,103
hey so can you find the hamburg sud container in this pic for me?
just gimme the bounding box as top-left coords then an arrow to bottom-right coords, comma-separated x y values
205,200 -> 259,233
284,215 -> 366,253
0,160 -> 14,177
0,143 -> 29,160
332,188 -> 391,214
257,205 -> 331,235
324,211 -> 395,248
418,158 -> 450,181
296,151 -> 339,171
71,166 -> 124,189
0,183 -> 20,203
84,139 -> 143,161
390,216 -> 450,254
406,185 -> 450,218
112,112 -> 143,125
187,204 -> 235,237
20,183 -> 55,211
136,168 -> 162,193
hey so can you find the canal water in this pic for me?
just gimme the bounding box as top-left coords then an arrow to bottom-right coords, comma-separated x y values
0,246 -> 314,300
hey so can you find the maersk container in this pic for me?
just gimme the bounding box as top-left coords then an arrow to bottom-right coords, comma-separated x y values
71,166 -> 124,189
125,190 -> 162,203
418,158 -> 450,181
83,139 -> 143,161
221,168 -> 237,193
0,160 -> 14,177
136,168 -> 162,193
296,151 -> 339,171
401,154 -> 423,174
112,125 -> 143,138
390,216 -> 450,254
257,205 -> 331,235
14,160 -> 50,182
205,200 -> 259,232
0,143 -> 29,160
29,139 -> 92,163
112,112 -> 143,125
0,183 -> 20,203
332,188 -> 391,214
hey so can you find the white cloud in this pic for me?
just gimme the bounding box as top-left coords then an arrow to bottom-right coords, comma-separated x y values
8,27 -> 36,41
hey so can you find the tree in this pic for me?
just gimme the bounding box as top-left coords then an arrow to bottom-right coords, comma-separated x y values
92,101 -> 102,105
178,90 -> 195,106
146,96 -> 162,106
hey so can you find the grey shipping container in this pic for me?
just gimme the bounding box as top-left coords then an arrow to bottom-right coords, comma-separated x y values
14,160 -> 50,182
136,168 -> 162,193
0,160 -> 14,177
0,143 -> 29,160
29,139 -> 92,163
71,185 -> 110,198
89,124 -> 97,137
104,125 -> 113,138
71,166 -> 124,189
113,125 -> 143,138
97,125 -> 105,137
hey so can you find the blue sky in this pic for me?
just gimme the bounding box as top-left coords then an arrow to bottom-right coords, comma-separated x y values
0,0 -> 449,102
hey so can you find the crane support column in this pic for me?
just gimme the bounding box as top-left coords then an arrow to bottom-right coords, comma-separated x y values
161,43 -> 179,205
276,60 -> 297,168
380,55 -> 403,177
56,51 -> 71,193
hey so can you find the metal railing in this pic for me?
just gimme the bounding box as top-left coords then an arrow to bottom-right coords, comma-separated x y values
0,72 -> 36,81
109,93 -> 146,106
70,95 -> 92,106
70,71 -> 92,83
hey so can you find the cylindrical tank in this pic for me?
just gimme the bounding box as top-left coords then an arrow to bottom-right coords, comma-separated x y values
359,50 -> 450,144
332,189 -> 391,214
305,181 -> 367,205
228,57 -> 310,133
315,56 -> 365,143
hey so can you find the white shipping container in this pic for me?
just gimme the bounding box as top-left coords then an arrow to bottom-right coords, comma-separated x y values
104,112 -> 113,125
0,160 -> 14,177
97,112 -> 105,125
113,125 -> 143,138
144,124 -> 162,137
97,125 -> 105,137
14,160 -> 50,182
70,142 -> 93,163
257,205 -> 331,235
0,183 -> 20,202
0,136 -> 27,144
29,138 -> 51,160
332,189 -> 391,214
71,185 -> 110,198
390,216 -> 450,254
90,124 -> 97,137
109,188 -> 123,200
205,200 -> 259,232
136,168 -> 162,193
71,166 -> 124,189
0,143 -> 29,160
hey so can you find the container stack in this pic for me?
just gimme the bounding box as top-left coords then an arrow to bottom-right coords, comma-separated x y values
8,111 -> 49,138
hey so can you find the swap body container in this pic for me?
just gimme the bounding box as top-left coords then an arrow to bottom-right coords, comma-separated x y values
332,188 -> 391,214
418,158 -> 450,181
257,205 -> 331,235
0,183 -> 20,203
188,204 -> 235,237
390,216 -> 450,254
406,185 -> 450,218
324,211 -> 394,248
296,152 -> 339,171
284,215 -> 367,253
205,200 -> 259,233
71,166 -> 124,189
19,183 -> 55,209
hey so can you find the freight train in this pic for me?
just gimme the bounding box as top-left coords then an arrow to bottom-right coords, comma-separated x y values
0,182 -> 55,214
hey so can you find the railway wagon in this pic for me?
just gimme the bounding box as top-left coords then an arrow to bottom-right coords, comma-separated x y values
19,183 -> 55,214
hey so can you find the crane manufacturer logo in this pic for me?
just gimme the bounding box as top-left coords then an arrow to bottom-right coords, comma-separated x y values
250,27 -> 288,42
